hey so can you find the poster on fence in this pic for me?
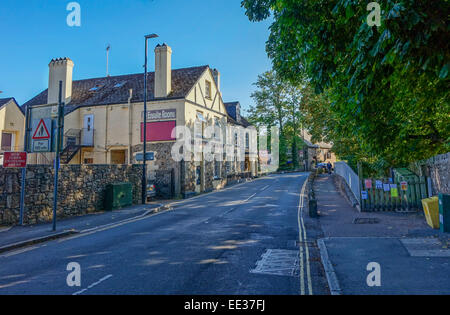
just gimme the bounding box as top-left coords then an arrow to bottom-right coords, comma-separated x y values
390,184 -> 399,197
383,183 -> 391,192
400,181 -> 408,191
375,180 -> 383,190
361,191 -> 368,200
365,179 -> 372,189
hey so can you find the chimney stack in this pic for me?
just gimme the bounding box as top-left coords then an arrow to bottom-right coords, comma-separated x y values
48,58 -> 74,105
154,44 -> 172,98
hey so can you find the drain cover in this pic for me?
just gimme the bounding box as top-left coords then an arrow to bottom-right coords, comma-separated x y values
250,249 -> 299,277
353,218 -> 380,224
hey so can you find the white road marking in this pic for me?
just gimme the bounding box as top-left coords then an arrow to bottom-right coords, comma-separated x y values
72,274 -> 113,295
261,185 -> 270,191
245,193 -> 257,202
0,246 -> 39,258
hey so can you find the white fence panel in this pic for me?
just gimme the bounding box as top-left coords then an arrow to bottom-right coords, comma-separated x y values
335,161 -> 360,203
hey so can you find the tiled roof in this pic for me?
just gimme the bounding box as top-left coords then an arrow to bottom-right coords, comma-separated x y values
0,97 -> 14,107
224,101 -> 239,120
22,65 -> 209,114
0,97 -> 23,114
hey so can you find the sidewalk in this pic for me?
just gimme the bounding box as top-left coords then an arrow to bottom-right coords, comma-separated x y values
314,174 -> 450,295
0,201 -> 168,252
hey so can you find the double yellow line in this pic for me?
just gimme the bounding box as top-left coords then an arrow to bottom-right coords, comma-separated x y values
298,178 -> 313,295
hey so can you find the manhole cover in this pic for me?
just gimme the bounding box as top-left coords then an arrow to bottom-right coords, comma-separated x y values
250,249 -> 299,277
353,218 -> 380,224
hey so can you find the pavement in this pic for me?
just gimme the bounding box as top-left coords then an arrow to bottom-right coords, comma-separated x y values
314,174 -> 450,295
0,172 -> 330,295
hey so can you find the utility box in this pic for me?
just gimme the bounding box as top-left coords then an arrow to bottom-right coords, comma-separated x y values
439,194 -> 450,233
104,182 -> 133,211
422,197 -> 440,229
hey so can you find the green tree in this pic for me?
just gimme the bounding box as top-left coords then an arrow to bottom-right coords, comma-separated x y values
242,0 -> 450,166
247,71 -> 304,169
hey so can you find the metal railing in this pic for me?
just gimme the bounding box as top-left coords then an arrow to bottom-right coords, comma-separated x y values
64,128 -> 95,147
335,161 -> 361,203
0,145 -> 25,153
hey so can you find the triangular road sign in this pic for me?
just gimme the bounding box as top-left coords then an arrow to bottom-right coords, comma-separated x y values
32,119 -> 51,140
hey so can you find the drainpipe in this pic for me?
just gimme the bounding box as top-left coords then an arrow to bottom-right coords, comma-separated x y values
105,105 -> 109,163
128,89 -> 133,164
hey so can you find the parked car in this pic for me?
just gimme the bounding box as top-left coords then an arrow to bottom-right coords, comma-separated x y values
146,182 -> 157,199
317,163 -> 327,169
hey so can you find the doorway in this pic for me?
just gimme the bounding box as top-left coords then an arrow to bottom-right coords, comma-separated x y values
111,150 -> 126,165
83,114 -> 94,146
1,132 -> 13,151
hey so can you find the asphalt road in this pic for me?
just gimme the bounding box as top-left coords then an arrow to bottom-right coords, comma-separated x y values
0,172 -> 325,295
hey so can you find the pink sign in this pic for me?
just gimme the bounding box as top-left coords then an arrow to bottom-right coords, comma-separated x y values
141,121 -> 176,142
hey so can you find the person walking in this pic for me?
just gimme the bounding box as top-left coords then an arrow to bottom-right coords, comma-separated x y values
327,162 -> 333,174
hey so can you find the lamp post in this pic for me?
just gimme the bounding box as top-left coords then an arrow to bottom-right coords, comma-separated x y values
142,33 -> 159,204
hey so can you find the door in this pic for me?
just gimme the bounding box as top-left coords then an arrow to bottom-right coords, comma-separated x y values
83,114 -> 94,146
1,132 -> 13,151
111,150 -> 126,165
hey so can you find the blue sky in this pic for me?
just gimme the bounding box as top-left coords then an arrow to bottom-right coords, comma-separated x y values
0,0 -> 272,113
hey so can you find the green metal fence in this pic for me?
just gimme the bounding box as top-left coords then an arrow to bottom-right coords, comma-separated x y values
360,169 -> 428,212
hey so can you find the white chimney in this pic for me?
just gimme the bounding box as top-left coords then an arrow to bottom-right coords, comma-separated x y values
48,58 -> 74,104
212,69 -> 221,92
154,44 -> 172,98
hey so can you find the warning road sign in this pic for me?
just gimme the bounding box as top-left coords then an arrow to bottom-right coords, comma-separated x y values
31,118 -> 52,152
33,119 -> 51,140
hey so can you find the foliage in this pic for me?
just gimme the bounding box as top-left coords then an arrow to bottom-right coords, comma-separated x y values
247,71 -> 304,169
242,0 -> 450,167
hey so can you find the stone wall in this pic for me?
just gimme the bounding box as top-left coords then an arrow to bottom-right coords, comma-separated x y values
132,142 -> 181,197
411,152 -> 450,195
0,165 -> 142,226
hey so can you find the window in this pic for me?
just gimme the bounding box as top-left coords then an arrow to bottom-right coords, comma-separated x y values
205,80 -> 212,99
214,117 -> 221,140
89,84 -> 104,92
1,132 -> 13,151
195,112 -> 205,138
114,81 -> 127,88
214,159 -> 221,179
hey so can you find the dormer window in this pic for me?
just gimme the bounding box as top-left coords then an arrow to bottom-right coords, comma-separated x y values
114,81 -> 127,88
205,80 -> 212,99
89,84 -> 104,92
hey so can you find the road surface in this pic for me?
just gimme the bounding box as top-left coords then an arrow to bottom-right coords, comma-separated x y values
0,173 -> 328,295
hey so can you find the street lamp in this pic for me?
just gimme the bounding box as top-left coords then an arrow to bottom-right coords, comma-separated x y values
142,33 -> 159,204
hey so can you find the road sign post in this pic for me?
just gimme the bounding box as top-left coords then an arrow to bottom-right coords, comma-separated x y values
19,105 -> 31,225
52,81 -> 64,231
3,151 -> 28,224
